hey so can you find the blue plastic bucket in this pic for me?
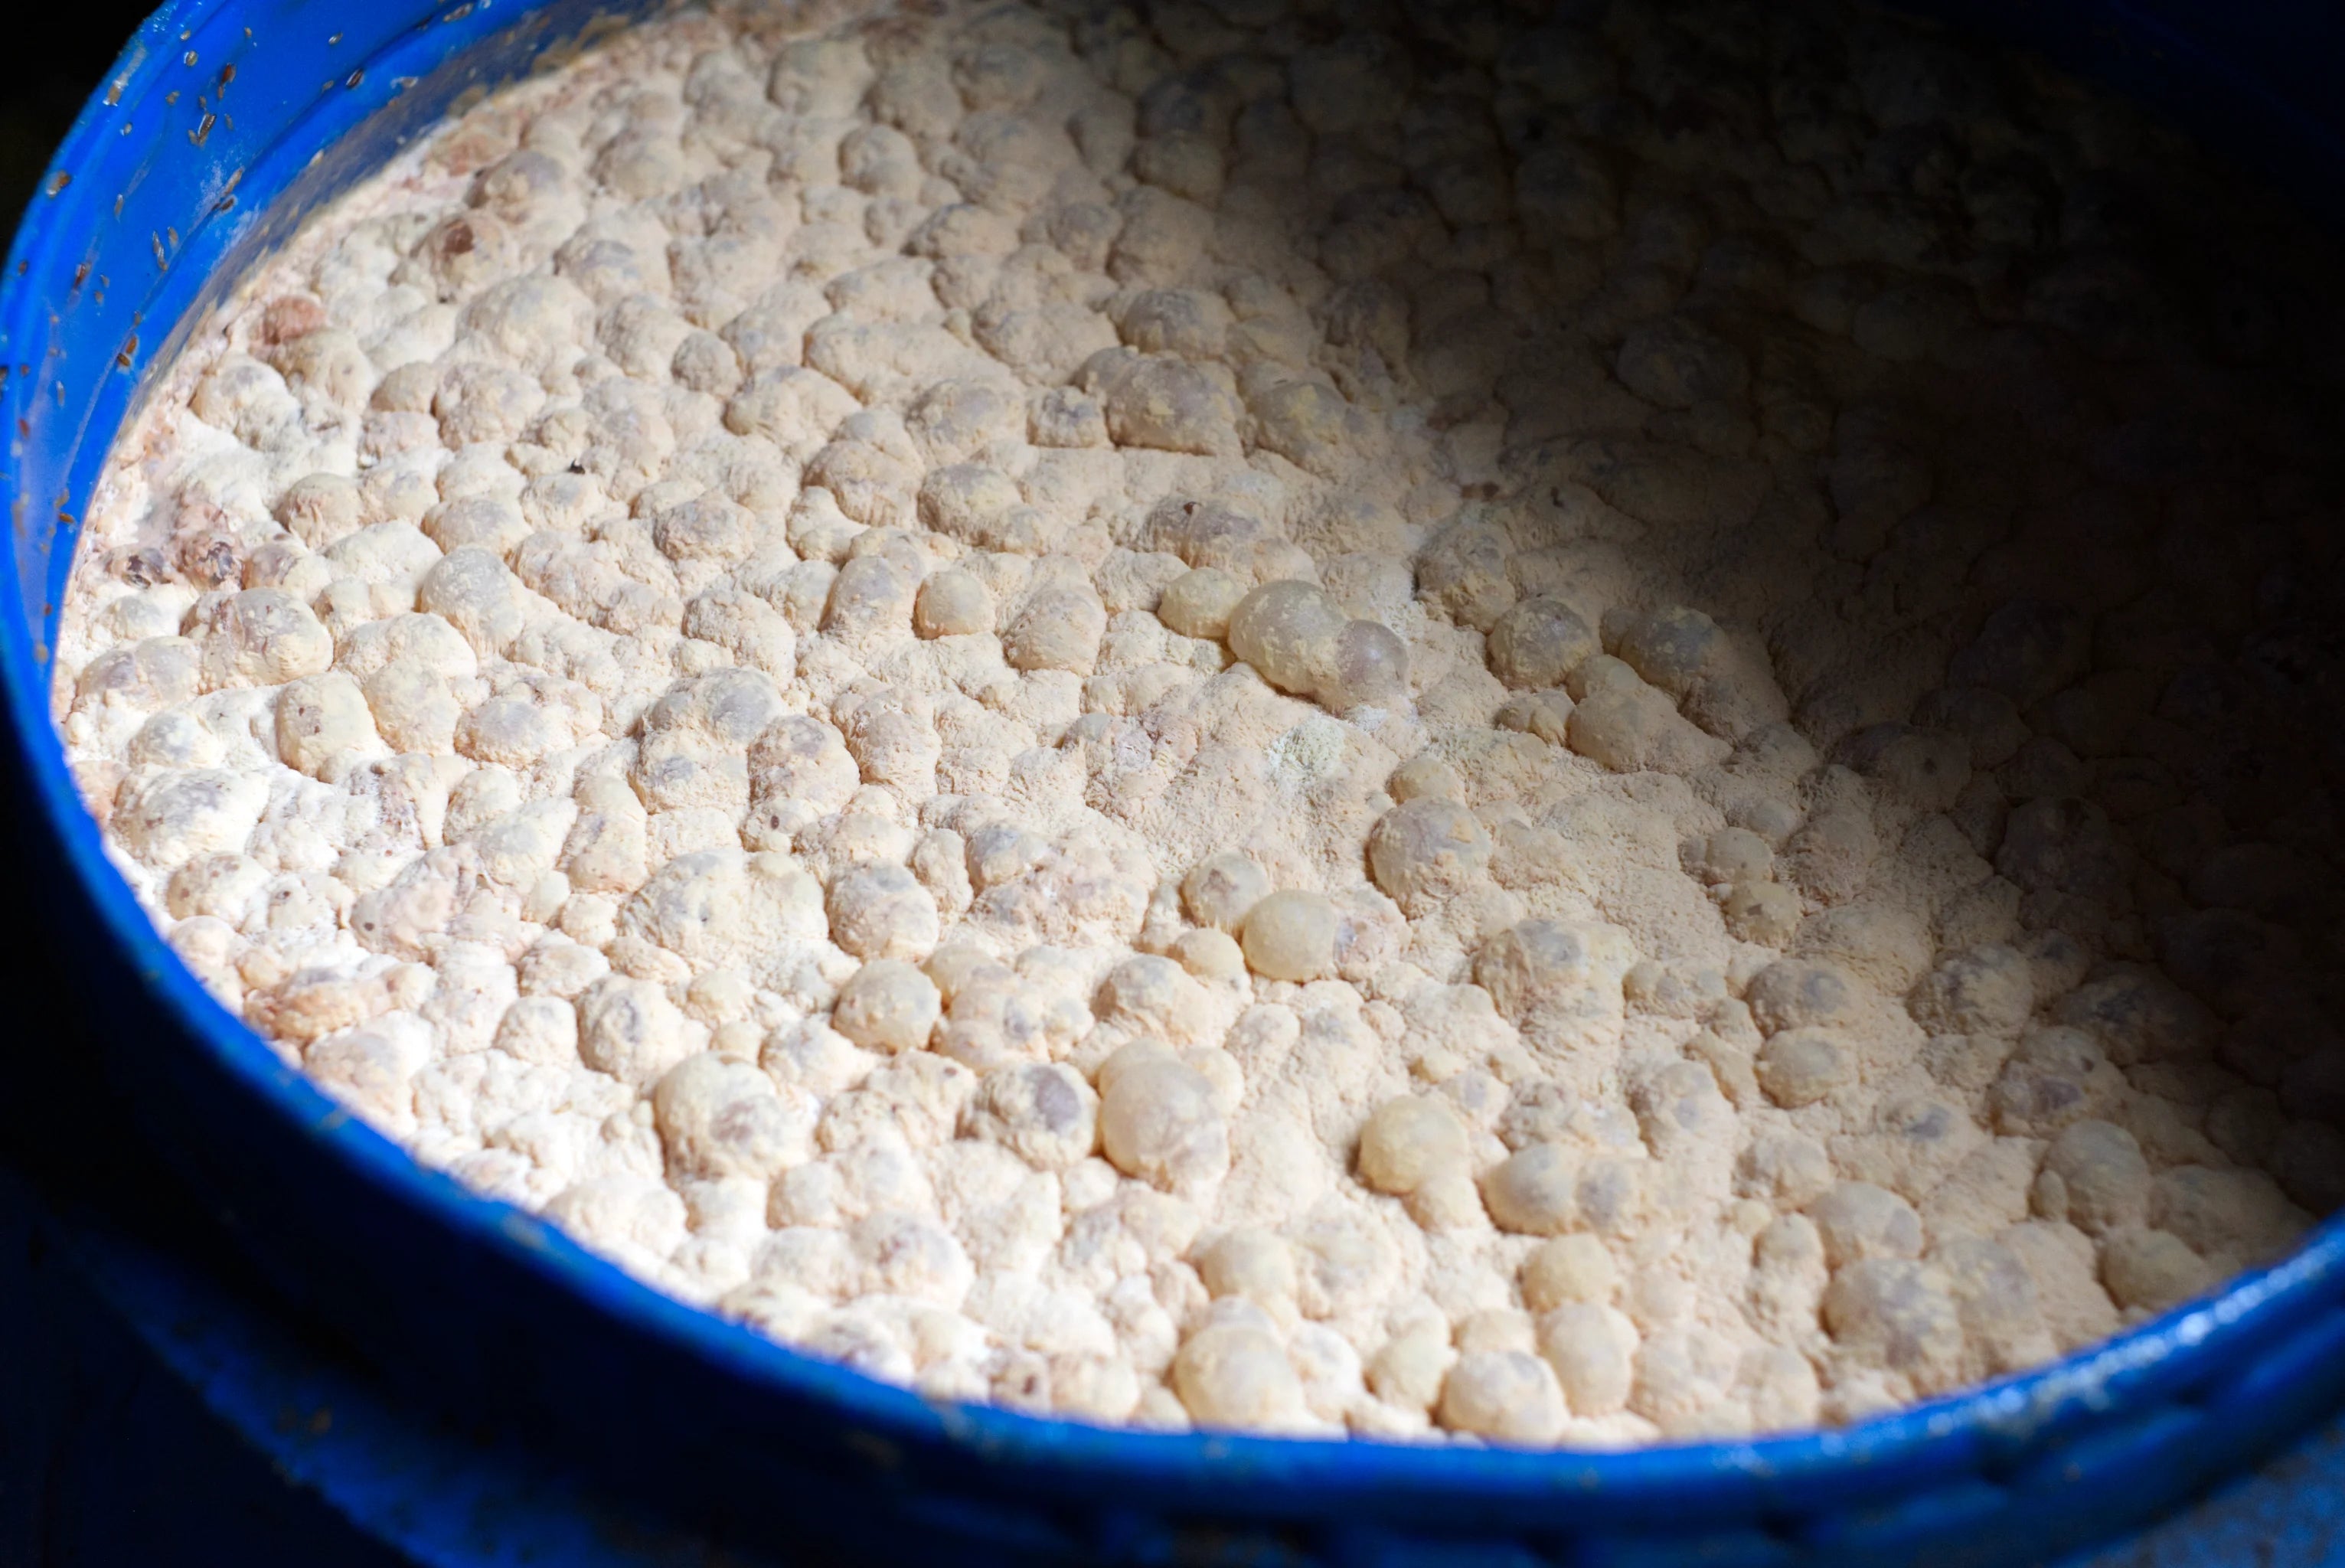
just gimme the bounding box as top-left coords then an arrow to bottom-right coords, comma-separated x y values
5,3 -> 2344,1563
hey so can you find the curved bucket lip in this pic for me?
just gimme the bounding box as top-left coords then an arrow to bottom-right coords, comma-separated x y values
4,0 -> 2341,1529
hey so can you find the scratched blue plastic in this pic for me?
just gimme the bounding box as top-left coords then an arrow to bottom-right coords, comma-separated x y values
5,2 -> 2345,1563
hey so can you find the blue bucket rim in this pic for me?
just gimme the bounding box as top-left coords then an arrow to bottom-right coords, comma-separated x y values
2,0 -> 2340,1523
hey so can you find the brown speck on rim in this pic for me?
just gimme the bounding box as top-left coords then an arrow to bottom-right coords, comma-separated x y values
220,63 -> 236,88
44,171 -> 70,197
113,194 -> 123,217
165,90 -> 179,104
214,194 -> 236,214
104,77 -> 125,106
346,68 -> 364,88
184,50 -> 198,67
166,226 -> 178,248
116,335 -> 137,370
191,113 -> 216,147
71,262 -> 89,289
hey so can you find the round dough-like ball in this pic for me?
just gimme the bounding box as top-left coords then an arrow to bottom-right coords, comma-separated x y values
1481,1144 -> 1581,1236
493,995 -> 580,1066
831,959 -> 942,1054
1808,1181 -> 1924,1267
201,588 -> 332,689
1319,619 -> 1409,710
1099,1057 -> 1229,1191
1487,597 -> 1598,690
1745,960 -> 1859,1034
1437,1349 -> 1567,1442
1172,1324 -> 1303,1429
1227,580 -> 1344,696
829,555 -> 923,639
1386,753 -> 1465,803
1367,1322 -> 1457,1414
1535,1301 -> 1638,1416
276,472 -> 364,547
419,547 -> 526,659
652,1051 -> 812,1181
1475,920 -> 1617,1028
1822,1259 -> 1965,1395
827,864 -> 940,961
1615,606 -> 1723,698
1742,1344 -> 1823,1432
2034,1120 -> 2152,1236
968,1061 -> 1099,1169
1367,798 -> 1492,911
1196,1228 -> 1298,1306
2099,1228 -> 2216,1313
1909,945 -> 2033,1037
1002,587 -> 1106,673
575,975 -> 695,1088
1723,880 -> 1801,946
1566,682 -> 1711,773
364,658 -> 462,755
1096,954 -> 1214,1048
1158,567 -> 1246,640
1174,927 -> 1246,982
1755,1028 -> 1854,1108
913,569 -> 992,638
1689,828 -> 1774,886
1183,851 -> 1270,933
1520,1234 -> 1619,1312
1357,1094 -> 1468,1195
273,670 -> 377,779
916,464 -> 1025,546
1405,1170 -> 1489,1232
851,1209 -> 974,1307
1239,889 -> 1338,982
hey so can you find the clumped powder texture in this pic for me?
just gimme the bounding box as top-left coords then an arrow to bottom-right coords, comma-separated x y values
52,0 -> 2345,1446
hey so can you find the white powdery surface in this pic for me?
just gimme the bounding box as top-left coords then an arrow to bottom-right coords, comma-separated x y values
49,0 -> 2345,1446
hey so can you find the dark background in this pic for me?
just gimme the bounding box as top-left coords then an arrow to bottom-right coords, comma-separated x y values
0,14 -> 417,1566
0,3 -> 167,254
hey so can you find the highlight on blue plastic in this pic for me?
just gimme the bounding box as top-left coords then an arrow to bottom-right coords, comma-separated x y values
4,2 -> 2343,1563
